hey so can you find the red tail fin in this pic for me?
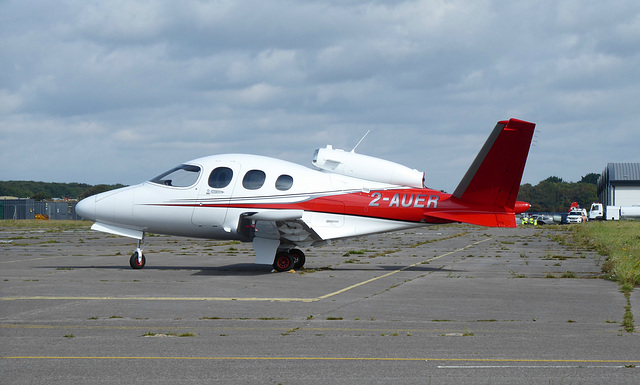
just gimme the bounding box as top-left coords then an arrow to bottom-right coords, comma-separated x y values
452,118 -> 535,210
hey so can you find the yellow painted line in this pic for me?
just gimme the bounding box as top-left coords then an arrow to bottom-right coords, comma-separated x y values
0,295 -> 317,302
0,323 -> 624,336
0,255 -> 73,264
1,236 -> 490,303
0,323 -> 472,334
1,356 -> 639,364
0,324 -> 184,330
317,237 -> 491,300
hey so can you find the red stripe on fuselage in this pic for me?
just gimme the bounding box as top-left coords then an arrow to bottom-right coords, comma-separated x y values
152,188 -> 518,225
176,188 -> 452,223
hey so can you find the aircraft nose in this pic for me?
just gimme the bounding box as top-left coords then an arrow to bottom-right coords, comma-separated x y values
75,196 -> 96,221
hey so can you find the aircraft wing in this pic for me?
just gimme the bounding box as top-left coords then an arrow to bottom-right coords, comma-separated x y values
239,210 -> 325,265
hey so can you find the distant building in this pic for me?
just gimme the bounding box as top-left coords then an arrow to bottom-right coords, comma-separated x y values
1,198 -> 80,220
596,163 -> 640,207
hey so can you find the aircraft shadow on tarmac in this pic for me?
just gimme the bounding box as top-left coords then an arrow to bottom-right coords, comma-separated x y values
189,263 -> 457,275
39,263 -> 459,276
39,263 -> 272,276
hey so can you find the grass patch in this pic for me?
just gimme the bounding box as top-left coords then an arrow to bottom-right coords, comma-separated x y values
0,220 -> 92,231
509,269 -> 526,278
142,332 -> 196,337
569,222 -> 640,287
623,292 -> 634,333
344,249 -> 370,255
281,327 -> 299,336
410,231 -> 469,248
566,222 -> 638,333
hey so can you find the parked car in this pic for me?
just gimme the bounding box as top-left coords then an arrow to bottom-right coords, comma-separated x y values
519,214 -> 554,225
532,214 -> 554,225
566,209 -> 588,224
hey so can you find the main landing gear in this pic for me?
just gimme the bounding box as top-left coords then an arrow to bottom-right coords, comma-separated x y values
126,234 -> 306,272
272,248 -> 306,272
129,235 -> 146,269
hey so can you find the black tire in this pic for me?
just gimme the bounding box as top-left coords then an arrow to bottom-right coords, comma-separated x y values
129,251 -> 146,269
289,249 -> 306,269
273,252 -> 294,272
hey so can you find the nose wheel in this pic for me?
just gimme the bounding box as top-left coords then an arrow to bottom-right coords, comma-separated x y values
129,235 -> 146,269
129,250 -> 146,269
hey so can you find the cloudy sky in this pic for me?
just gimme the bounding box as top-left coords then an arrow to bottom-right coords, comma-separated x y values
1,0 -> 639,193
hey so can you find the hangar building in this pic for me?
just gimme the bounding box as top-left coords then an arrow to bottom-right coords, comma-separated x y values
596,163 -> 640,207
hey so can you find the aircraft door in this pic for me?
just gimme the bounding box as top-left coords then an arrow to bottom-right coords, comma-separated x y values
191,161 -> 241,232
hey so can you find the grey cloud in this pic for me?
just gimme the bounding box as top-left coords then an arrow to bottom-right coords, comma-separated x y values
1,0 -> 639,191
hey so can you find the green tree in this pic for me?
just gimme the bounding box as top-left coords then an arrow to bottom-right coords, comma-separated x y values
31,191 -> 52,201
580,173 -> 599,184
0,181 -> 125,200
517,174 -> 598,212
543,176 -> 563,183
79,184 -> 124,200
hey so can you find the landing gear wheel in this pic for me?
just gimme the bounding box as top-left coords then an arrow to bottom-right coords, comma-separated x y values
129,251 -> 146,269
289,249 -> 306,269
273,252 -> 294,272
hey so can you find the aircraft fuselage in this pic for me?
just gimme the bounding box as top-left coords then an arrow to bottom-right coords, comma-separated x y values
76,118 -> 536,271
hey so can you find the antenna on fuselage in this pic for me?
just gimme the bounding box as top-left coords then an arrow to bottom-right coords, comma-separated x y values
351,130 -> 371,153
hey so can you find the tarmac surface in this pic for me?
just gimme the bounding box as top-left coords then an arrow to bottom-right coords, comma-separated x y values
1,222 -> 639,384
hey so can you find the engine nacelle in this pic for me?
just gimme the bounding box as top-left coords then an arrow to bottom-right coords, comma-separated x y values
312,145 -> 425,189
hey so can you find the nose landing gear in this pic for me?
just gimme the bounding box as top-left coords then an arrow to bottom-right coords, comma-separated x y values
129,235 -> 146,269
129,250 -> 146,269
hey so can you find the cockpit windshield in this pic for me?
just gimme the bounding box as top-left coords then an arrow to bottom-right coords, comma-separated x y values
149,164 -> 201,187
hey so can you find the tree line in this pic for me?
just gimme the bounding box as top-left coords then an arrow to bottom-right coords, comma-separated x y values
0,181 -> 126,201
2,174 -> 600,212
517,173 -> 599,212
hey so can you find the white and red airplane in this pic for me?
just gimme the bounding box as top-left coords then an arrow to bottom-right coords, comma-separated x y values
76,118 -> 535,271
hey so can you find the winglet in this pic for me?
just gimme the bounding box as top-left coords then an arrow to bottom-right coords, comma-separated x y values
452,118 -> 536,210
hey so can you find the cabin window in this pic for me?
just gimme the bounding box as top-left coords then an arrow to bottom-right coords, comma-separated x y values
243,170 -> 266,190
149,164 -> 201,187
209,167 -> 234,189
275,174 -> 293,191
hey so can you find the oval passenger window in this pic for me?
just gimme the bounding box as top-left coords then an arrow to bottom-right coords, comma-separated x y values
275,175 -> 293,191
243,170 -> 266,190
209,167 -> 234,189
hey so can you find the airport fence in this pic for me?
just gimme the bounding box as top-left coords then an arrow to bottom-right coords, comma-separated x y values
0,199 -> 80,220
